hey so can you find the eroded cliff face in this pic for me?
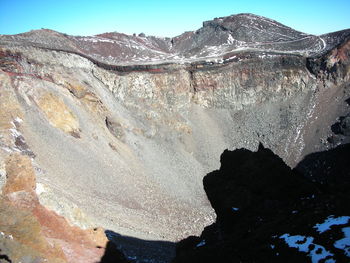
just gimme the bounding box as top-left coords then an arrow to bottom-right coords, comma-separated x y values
0,153 -> 122,263
0,14 -> 349,248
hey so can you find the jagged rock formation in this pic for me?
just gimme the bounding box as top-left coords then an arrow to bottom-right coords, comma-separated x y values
173,144 -> 350,263
0,13 -> 349,261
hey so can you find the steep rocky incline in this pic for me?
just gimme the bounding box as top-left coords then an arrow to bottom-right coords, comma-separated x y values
0,13 -> 349,259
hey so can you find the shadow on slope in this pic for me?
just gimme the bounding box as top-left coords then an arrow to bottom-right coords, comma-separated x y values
173,143 -> 350,263
98,144 -> 350,263
295,143 -> 350,192
101,230 -> 175,263
99,241 -> 130,263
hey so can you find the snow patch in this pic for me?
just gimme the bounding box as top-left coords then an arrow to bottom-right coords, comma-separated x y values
314,216 -> 350,233
9,128 -> 21,138
81,37 -> 116,44
227,34 -> 235,45
196,240 -> 206,247
280,234 -> 334,263
127,255 -> 137,260
1,146 -> 12,153
36,183 -> 46,195
14,117 -> 23,123
280,234 -> 313,252
334,227 -> 350,257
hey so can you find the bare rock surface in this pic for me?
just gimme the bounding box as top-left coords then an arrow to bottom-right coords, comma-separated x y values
0,153 -> 128,263
3,153 -> 36,195
0,13 -> 349,262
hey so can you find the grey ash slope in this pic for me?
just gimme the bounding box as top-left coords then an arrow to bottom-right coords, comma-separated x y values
0,12 -> 349,254
1,13 -> 349,65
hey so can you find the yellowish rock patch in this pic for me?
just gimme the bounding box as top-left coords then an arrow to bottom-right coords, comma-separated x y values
37,92 -> 80,137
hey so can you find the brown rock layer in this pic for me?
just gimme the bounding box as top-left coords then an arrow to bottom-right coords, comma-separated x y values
3,153 -> 36,195
0,153 -> 126,263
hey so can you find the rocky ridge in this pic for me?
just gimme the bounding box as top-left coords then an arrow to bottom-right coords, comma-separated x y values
0,13 -> 349,262
1,13 -> 349,65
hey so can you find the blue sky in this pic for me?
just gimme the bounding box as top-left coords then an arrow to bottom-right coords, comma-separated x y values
0,0 -> 349,37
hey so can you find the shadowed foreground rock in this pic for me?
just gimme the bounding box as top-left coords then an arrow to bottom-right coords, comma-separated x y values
173,144 -> 350,263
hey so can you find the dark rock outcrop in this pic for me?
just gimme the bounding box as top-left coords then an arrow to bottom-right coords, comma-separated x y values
325,95 -> 350,147
105,116 -> 125,140
295,143 -> 350,193
173,144 -> 350,263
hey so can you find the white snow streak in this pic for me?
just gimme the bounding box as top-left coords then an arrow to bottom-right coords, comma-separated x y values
280,234 -> 334,263
314,216 -> 350,233
334,227 -> 350,257
196,240 -> 206,247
